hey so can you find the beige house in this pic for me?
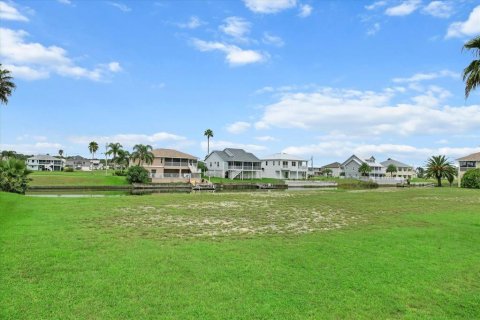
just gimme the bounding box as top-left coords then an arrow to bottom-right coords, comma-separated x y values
380,158 -> 416,179
457,152 -> 480,186
142,149 -> 201,183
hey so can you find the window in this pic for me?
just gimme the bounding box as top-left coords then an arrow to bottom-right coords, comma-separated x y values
209,162 -> 212,167
283,161 -> 288,166
460,161 -> 476,168
265,161 -> 268,166
292,161 -> 296,166
217,162 -> 219,167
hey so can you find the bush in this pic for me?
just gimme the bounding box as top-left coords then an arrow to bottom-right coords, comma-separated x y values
461,169 -> 480,189
0,158 -> 32,194
114,170 -> 127,176
126,166 -> 150,184
64,167 -> 74,172
339,180 -> 378,190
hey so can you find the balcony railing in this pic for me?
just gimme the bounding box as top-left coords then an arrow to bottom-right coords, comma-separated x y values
228,165 -> 261,170
151,173 -> 201,179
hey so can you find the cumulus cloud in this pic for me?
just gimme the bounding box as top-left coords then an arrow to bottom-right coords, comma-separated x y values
298,4 -> 312,17
68,132 -> 187,147
177,16 -> 205,29
422,1 -> 453,18
446,5 -> 480,38
220,17 -> 251,41
226,121 -> 251,134
243,0 -> 297,14
0,1 -> 28,21
200,140 -> 266,153
392,70 -> 459,83
255,135 -> 277,141
262,32 -> 285,46
1,142 -> 63,155
385,0 -> 421,16
192,38 -> 267,66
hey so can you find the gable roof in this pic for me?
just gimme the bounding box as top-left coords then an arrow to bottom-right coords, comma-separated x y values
207,148 -> 260,162
262,153 -> 306,161
381,158 -> 412,168
322,162 -> 342,168
341,154 -> 364,167
28,154 -> 62,161
152,148 -> 197,160
457,152 -> 480,161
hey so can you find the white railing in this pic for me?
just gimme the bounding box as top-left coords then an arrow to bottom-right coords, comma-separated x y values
151,173 -> 201,179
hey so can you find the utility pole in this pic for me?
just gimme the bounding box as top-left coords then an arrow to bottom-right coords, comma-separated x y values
105,143 -> 108,176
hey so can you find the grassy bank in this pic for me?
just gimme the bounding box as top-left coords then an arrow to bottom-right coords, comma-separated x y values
1,188 -> 479,318
206,176 -> 285,184
29,170 -> 128,186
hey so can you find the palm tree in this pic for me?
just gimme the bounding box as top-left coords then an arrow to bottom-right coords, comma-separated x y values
204,129 -> 214,155
58,149 -> 64,158
106,142 -> 123,170
463,35 -> 480,98
88,141 -> 99,159
358,163 -> 372,177
425,155 -> 457,187
0,157 -> 32,194
386,164 -> 397,177
1,150 -> 17,159
0,64 -> 16,105
116,149 -> 130,171
131,144 -> 154,165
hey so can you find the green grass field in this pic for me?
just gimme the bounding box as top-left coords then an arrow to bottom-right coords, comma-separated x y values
29,170 -> 128,186
1,188 -> 479,319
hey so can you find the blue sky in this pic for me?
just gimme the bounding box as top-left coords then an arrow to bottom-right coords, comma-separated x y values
1,0 -> 479,166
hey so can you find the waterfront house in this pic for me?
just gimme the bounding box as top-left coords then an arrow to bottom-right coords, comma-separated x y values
205,148 -> 262,179
261,153 -> 308,179
142,148 -> 200,183
342,155 -> 386,178
65,156 -> 103,171
26,155 -> 65,171
380,158 -> 415,179
457,152 -> 480,186
321,162 -> 342,177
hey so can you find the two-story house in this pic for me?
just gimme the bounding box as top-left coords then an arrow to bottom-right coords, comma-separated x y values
380,158 -> 415,179
261,153 -> 308,179
205,148 -> 262,179
26,155 -> 65,171
457,152 -> 480,186
142,149 -> 200,183
321,162 -> 342,177
65,156 -> 103,171
341,155 -> 386,178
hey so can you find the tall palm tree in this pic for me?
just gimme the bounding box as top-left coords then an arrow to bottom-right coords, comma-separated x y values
116,149 -> 130,171
131,144 -> 154,165
58,149 -> 64,158
463,35 -> 480,98
358,163 -> 372,177
386,164 -> 397,177
425,155 -> 457,187
106,142 -> 123,170
0,64 -> 16,105
88,141 -> 99,159
204,129 -> 214,156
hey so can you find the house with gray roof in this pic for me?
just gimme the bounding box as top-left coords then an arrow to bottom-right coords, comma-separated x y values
65,156 -> 103,171
321,162 -> 342,177
380,158 -> 415,179
261,153 -> 308,179
205,148 -> 262,179
457,151 -> 480,186
341,155 -> 386,178
26,155 -> 65,171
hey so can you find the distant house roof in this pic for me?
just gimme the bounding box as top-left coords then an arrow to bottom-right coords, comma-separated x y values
28,154 -> 61,161
341,154 -> 384,168
208,148 -> 260,162
322,162 -> 341,169
152,148 -> 197,160
457,152 -> 480,161
262,153 -> 306,161
381,158 -> 412,168
341,155 -> 364,167
68,155 -> 87,161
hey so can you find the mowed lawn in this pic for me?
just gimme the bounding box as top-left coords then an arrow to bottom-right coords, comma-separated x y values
1,188 -> 480,319
29,171 -> 128,186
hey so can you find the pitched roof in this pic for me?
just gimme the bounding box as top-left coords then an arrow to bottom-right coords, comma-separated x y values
208,148 -> 260,162
262,153 -> 306,161
457,152 -> 480,161
322,162 -> 341,168
381,158 -> 412,168
28,154 -> 62,161
152,148 -> 197,160
341,154 -> 364,167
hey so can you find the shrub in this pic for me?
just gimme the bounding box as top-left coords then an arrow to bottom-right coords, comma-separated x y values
126,166 -> 150,184
64,167 -> 74,172
461,169 -> 480,189
114,170 -> 127,176
0,158 -> 32,194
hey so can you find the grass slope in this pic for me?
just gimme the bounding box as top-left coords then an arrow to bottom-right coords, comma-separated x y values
29,171 -> 128,186
1,188 -> 479,319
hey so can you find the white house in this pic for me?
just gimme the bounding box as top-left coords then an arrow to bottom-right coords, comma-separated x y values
26,155 -> 65,171
205,148 -> 262,179
261,153 -> 308,179
65,156 -> 103,171
380,158 -> 415,179
341,155 -> 386,178
321,162 -> 342,177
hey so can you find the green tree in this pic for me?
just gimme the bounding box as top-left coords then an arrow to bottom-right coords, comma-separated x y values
204,129 -> 214,155
126,165 -> 150,184
358,163 -> 372,177
386,164 -> 397,177
463,35 -> 480,98
106,142 -> 123,170
116,149 -> 130,171
88,141 -> 99,159
460,168 -> 480,189
0,157 -> 31,194
131,144 -> 154,165
425,155 -> 457,187
0,64 -> 16,105
1,150 -> 17,159
58,149 -> 64,158
322,168 -> 333,177
416,167 -> 425,179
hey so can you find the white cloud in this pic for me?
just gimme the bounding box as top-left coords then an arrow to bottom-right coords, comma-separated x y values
220,17 -> 251,41
385,0 -> 421,16
367,23 -> 381,36
107,2 -> 131,12
243,0 -> 297,13
446,5 -> 480,38
69,132 -> 187,147
262,32 -> 285,47
192,39 -> 267,66
226,121 -> 251,134
422,1 -> 453,18
255,135 -> 277,141
256,87 -> 480,136
0,1 -> 28,21
0,28 -> 120,81
200,140 -> 266,153
298,4 -> 312,17
57,0 -> 72,4
365,1 -> 387,10
177,16 -> 204,29
1,142 -> 63,155
392,70 -> 459,83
